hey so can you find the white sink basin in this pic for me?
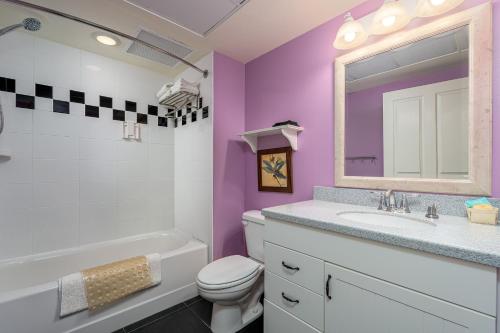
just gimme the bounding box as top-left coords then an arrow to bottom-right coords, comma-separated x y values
337,211 -> 436,229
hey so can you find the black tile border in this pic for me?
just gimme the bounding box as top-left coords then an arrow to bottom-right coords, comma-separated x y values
85,105 -> 99,118
137,113 -> 147,124
113,109 -> 125,121
148,105 -> 158,116
0,77 -> 15,93
125,100 -> 137,112
100,95 -> 113,108
53,100 -> 70,114
158,117 -> 168,127
35,84 -> 53,99
70,90 -> 85,104
1,76 -> 209,128
16,94 -> 35,109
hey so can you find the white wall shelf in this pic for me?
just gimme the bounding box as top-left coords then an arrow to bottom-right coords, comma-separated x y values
240,125 -> 304,153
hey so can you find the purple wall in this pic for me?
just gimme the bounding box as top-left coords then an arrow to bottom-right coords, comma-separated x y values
345,63 -> 469,177
244,0 -> 499,212
213,52 -> 247,259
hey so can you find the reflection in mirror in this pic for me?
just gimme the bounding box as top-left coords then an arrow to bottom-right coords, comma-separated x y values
344,26 -> 469,180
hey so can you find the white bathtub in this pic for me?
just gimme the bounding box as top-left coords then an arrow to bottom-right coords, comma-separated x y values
0,230 -> 207,333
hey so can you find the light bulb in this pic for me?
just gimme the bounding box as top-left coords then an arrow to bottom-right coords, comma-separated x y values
382,15 -> 396,27
430,0 -> 446,6
96,35 -> 118,46
343,31 -> 357,43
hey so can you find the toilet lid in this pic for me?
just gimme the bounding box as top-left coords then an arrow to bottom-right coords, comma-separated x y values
197,255 -> 261,288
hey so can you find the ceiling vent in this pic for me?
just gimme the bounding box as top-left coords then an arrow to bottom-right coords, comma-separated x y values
124,0 -> 249,36
126,29 -> 192,67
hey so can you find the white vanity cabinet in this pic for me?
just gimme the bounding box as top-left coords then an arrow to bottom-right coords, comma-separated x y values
264,218 -> 497,333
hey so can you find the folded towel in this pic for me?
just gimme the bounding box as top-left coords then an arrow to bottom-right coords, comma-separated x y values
59,253 -> 161,317
156,83 -> 173,99
59,272 -> 88,317
465,197 -> 491,208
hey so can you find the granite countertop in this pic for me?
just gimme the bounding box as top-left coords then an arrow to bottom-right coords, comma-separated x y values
262,200 -> 500,268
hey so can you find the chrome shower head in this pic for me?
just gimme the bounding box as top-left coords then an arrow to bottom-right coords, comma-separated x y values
0,17 -> 41,37
22,18 -> 41,31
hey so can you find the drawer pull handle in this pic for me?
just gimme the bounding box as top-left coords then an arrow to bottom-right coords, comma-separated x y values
326,274 -> 332,300
282,261 -> 300,271
281,292 -> 300,304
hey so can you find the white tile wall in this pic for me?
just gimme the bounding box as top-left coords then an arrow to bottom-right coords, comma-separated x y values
0,32 -> 175,259
174,53 -> 214,260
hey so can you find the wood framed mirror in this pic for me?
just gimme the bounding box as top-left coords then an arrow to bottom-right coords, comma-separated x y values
334,3 -> 492,195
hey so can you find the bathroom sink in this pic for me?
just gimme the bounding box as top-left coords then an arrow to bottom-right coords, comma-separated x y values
337,211 -> 436,229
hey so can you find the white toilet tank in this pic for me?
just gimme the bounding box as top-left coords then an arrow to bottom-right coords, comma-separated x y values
242,210 -> 265,262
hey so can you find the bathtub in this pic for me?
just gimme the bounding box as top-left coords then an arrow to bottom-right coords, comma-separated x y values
0,230 -> 207,333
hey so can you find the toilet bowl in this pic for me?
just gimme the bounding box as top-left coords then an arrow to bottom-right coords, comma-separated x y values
196,211 -> 265,333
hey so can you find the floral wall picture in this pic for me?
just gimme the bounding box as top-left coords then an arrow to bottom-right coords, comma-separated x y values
257,147 -> 293,193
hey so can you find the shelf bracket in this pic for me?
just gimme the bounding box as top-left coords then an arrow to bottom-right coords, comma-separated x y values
281,128 -> 299,151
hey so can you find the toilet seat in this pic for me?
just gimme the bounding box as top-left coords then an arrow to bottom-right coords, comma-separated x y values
197,255 -> 262,291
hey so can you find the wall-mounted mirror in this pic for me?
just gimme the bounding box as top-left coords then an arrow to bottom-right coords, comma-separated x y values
335,4 -> 492,195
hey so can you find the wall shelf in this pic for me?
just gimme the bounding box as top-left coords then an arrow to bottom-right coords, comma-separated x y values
240,125 -> 304,153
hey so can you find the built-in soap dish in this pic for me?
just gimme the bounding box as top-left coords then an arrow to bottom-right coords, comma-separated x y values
0,150 -> 12,161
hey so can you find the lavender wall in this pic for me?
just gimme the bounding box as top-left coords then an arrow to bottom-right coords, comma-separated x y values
213,52 -> 247,259
345,62 -> 468,177
244,0 -> 499,211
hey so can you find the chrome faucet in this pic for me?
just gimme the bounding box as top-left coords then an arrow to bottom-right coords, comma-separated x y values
384,189 -> 397,212
376,190 -> 412,213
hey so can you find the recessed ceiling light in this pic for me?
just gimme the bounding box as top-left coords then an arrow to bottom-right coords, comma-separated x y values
96,35 -> 118,46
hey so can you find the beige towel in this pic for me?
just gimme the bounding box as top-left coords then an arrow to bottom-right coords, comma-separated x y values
82,256 -> 153,311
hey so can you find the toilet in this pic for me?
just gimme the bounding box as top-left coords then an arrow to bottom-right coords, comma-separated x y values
196,210 -> 265,333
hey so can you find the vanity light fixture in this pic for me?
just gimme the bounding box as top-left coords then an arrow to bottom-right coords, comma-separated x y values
415,0 -> 465,17
333,13 -> 368,50
371,0 -> 411,35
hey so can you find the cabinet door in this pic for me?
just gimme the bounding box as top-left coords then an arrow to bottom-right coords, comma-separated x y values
324,262 -> 494,333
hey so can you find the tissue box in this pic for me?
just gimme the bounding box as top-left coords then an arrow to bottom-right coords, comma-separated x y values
466,206 -> 499,225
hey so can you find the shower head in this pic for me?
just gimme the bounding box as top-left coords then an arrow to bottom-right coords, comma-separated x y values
0,17 -> 41,37
22,18 -> 41,31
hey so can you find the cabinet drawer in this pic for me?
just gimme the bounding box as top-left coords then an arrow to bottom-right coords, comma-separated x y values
265,242 -> 324,294
265,271 -> 324,331
264,299 -> 321,333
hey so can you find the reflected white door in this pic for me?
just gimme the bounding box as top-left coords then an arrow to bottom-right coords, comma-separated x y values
383,78 -> 468,179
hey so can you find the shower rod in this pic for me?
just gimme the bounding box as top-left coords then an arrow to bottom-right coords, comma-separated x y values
0,0 -> 209,78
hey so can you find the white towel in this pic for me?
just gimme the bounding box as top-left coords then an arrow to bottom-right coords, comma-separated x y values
58,253 -> 162,317
59,272 -> 88,317
156,83 -> 173,99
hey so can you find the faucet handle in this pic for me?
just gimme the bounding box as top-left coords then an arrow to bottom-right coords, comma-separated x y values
403,194 -> 411,213
425,204 -> 439,219
377,193 -> 384,210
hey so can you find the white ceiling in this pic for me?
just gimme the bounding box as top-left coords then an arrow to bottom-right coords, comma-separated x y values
0,0 -> 365,76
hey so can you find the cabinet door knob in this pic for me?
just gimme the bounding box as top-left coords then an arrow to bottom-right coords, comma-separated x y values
281,292 -> 300,304
282,261 -> 300,271
326,274 -> 332,300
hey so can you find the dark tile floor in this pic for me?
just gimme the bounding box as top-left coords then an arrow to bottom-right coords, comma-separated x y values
112,296 -> 263,333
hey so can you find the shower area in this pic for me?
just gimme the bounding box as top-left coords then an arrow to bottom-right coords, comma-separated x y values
0,1 -> 214,332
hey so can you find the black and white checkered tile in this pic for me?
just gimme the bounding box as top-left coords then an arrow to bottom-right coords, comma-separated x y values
167,98 -> 210,128
0,76 -> 210,129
